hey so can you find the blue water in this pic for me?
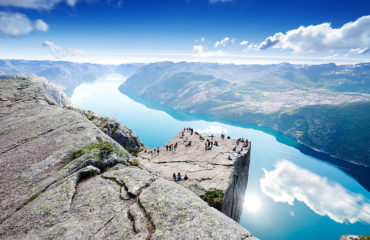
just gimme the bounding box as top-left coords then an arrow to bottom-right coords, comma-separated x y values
71,74 -> 370,240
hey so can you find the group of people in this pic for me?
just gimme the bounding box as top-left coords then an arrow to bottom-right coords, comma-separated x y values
181,127 -> 194,138
236,138 -> 249,147
173,172 -> 188,181
166,142 -> 178,151
144,147 -> 160,157
220,134 -> 231,140
204,139 -> 219,151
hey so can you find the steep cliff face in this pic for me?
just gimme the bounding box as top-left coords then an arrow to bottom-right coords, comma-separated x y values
0,77 -> 257,240
222,144 -> 251,221
137,130 -> 251,222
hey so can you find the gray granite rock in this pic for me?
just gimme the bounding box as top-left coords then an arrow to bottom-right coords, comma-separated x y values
70,107 -> 144,151
103,167 -> 156,196
139,179 -> 257,240
138,130 -> 251,221
0,77 -> 257,240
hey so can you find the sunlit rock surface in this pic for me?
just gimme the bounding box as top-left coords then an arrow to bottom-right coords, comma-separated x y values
0,77 -> 257,240
138,130 -> 251,222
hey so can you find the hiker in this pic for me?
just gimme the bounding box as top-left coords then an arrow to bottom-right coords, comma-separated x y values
182,131 -> 184,138
166,145 -> 168,151
184,174 -> 188,180
173,172 -> 177,181
233,146 -> 236,151
157,147 -> 160,154
228,155 -> 232,160
214,141 -> 218,146
174,142 -> 178,151
177,172 -> 182,181
221,134 -> 225,139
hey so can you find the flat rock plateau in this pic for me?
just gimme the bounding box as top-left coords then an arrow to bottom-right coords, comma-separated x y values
0,76 -> 257,240
138,130 -> 251,222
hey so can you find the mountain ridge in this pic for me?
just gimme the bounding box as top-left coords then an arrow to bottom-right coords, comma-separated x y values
119,61 -> 370,166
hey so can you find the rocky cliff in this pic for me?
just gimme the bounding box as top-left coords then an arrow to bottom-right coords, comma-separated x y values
0,73 -> 73,106
0,77 -> 257,240
137,130 -> 251,222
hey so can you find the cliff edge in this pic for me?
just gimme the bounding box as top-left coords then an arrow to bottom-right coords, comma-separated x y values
138,130 -> 251,222
0,77 -> 257,240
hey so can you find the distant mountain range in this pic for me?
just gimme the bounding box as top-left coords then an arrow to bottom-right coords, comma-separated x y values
0,59 -> 143,96
119,61 -> 370,166
1,59 -> 369,166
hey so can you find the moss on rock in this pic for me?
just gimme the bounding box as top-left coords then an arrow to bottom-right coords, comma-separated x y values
204,189 -> 224,211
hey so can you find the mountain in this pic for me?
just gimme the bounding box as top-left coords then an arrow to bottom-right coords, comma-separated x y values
0,76 -> 257,240
0,59 -> 144,96
119,61 -> 370,166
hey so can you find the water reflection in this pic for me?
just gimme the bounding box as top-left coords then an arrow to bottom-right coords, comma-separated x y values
71,75 -> 370,239
244,193 -> 262,214
260,160 -> 370,224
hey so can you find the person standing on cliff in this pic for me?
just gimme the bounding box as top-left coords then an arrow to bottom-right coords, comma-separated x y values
177,172 -> 182,181
173,172 -> 177,181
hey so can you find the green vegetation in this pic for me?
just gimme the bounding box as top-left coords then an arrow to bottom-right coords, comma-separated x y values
112,123 -> 119,133
126,147 -> 142,156
113,148 -> 127,156
132,159 -> 140,166
99,122 -> 109,131
205,189 -> 224,211
360,236 -> 370,240
86,114 -> 94,120
72,141 -> 114,159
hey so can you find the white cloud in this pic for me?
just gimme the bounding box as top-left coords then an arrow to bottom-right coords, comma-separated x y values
195,125 -> 228,135
209,0 -> 233,3
324,54 -> 339,60
200,37 -> 206,42
214,37 -> 230,48
34,19 -> 49,32
240,40 -> 248,46
43,41 -> 84,59
258,15 -> 370,53
260,160 -> 370,224
350,47 -> 370,55
0,11 -> 48,37
193,45 -> 226,57
0,0 -> 78,10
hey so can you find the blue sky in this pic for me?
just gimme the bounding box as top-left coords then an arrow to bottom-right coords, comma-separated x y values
0,0 -> 370,64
